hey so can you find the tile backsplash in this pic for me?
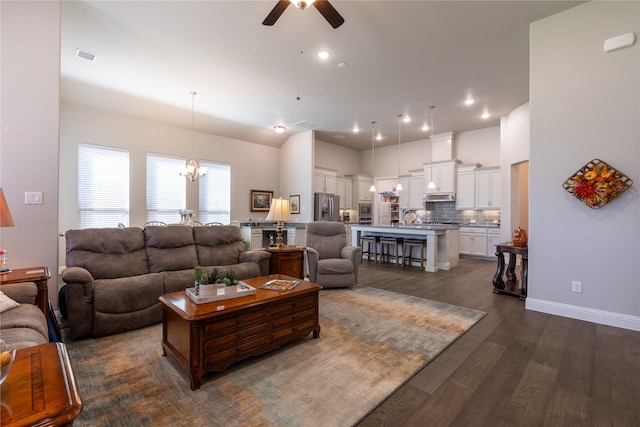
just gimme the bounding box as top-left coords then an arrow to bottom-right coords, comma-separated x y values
410,201 -> 500,225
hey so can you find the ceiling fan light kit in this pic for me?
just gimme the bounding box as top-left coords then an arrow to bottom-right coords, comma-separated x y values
262,0 -> 344,29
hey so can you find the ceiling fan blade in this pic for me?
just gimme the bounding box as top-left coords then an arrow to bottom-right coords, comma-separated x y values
262,1 -> 290,26
313,0 -> 345,29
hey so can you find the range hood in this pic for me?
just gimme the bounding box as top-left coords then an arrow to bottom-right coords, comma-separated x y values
423,193 -> 455,202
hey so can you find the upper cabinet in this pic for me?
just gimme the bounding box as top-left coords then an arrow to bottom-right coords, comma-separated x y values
349,174 -> 374,203
407,173 -> 424,209
398,176 -> 411,208
455,165 -> 478,210
424,160 -> 457,194
335,177 -> 353,209
314,168 -> 337,194
475,167 -> 501,209
456,166 -> 500,210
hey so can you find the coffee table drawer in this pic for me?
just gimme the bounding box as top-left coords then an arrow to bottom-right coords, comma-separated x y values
203,310 -> 268,337
270,295 -> 316,316
272,318 -> 317,341
204,322 -> 270,352
271,307 -> 316,329
204,335 -> 272,370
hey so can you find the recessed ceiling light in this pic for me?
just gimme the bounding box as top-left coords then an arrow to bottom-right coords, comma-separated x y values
376,133 -> 382,141
422,124 -> 430,131
317,51 -> 330,60
465,98 -> 475,106
403,116 -> 411,123
481,112 -> 490,119
274,125 -> 286,133
352,125 -> 359,133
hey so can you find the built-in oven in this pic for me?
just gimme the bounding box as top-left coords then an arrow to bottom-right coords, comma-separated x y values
358,202 -> 372,224
262,229 -> 287,247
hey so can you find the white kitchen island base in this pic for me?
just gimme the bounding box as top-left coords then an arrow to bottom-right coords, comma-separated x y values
350,224 -> 459,272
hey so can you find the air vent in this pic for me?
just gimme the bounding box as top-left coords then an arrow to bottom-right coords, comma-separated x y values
289,120 -> 322,130
75,48 -> 97,62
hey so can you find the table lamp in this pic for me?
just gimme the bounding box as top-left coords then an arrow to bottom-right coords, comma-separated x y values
0,188 -> 15,272
265,197 -> 292,248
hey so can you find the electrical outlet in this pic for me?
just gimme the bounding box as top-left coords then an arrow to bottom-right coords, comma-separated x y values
571,280 -> 582,293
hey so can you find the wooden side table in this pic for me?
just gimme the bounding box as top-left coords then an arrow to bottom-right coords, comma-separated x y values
0,267 -> 51,318
0,343 -> 83,426
264,245 -> 305,279
492,243 -> 528,300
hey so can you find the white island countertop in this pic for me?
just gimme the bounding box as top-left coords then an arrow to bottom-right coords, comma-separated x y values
350,224 -> 459,272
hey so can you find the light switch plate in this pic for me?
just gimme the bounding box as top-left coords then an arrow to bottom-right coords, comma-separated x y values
25,191 -> 43,205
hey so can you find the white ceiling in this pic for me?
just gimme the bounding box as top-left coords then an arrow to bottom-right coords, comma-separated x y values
60,0 -> 582,151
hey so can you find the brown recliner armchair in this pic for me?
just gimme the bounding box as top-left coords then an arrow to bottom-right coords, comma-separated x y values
305,221 -> 361,288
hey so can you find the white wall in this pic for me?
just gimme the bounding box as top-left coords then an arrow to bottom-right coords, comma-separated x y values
527,1 -> 639,330
314,138 -> 363,176
455,127 -> 500,167
281,131 -> 314,223
0,1 -> 61,307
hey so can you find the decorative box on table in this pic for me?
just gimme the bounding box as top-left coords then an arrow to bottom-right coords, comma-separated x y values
186,282 -> 256,304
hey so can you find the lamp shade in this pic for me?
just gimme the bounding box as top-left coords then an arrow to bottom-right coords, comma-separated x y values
0,188 -> 15,227
265,197 -> 292,222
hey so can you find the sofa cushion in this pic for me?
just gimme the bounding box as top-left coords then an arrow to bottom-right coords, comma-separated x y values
1,282 -> 37,305
66,227 -> 149,279
193,226 -> 245,266
145,226 -> 198,273
93,274 -> 164,314
0,304 -> 49,342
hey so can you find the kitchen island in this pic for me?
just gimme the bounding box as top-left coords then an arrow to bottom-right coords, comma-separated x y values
350,224 -> 459,272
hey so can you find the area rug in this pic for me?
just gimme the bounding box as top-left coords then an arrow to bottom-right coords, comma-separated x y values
65,285 -> 485,426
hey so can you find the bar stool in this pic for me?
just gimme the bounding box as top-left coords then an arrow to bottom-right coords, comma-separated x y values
403,239 -> 426,269
380,237 -> 403,266
360,235 -> 379,263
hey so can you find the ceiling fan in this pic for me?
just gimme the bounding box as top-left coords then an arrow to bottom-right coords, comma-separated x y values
262,0 -> 345,29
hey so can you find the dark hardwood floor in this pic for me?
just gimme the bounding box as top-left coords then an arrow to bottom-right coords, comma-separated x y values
355,257 -> 640,427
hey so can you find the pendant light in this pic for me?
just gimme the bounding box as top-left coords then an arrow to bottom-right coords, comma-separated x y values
427,106 -> 437,190
369,121 -> 376,192
396,114 -> 403,191
179,91 -> 208,182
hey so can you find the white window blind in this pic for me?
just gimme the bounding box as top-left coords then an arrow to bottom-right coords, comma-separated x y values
146,153 -> 185,223
77,143 -> 130,228
199,161 -> 231,224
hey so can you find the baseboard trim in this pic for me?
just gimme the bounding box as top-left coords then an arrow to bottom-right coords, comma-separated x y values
526,298 -> 640,331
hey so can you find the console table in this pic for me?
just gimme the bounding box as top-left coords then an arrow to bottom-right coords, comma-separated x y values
492,243 -> 528,300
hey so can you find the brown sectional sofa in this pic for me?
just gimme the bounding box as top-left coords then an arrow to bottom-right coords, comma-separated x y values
61,225 -> 271,338
0,282 -> 49,349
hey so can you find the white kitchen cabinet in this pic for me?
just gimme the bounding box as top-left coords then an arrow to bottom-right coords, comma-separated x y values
424,160 -> 457,194
455,165 -> 477,210
349,174 -> 374,203
408,174 -> 424,209
335,177 -> 353,209
458,227 -> 489,257
398,176 -> 410,208
314,168 -> 337,194
475,168 -> 501,209
487,228 -> 501,259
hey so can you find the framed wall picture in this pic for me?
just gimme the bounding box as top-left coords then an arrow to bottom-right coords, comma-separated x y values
289,195 -> 300,214
251,190 -> 273,212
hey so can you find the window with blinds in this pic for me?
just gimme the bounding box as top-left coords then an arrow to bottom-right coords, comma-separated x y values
77,143 -> 130,228
146,153 -> 185,223
199,161 -> 231,224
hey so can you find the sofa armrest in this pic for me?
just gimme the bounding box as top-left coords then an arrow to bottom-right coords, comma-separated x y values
305,247 -> 319,283
239,250 -> 272,276
1,282 -> 38,304
61,266 -> 96,338
340,245 -> 362,283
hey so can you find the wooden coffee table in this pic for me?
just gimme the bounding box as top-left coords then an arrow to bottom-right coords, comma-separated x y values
0,343 -> 83,426
159,274 -> 321,390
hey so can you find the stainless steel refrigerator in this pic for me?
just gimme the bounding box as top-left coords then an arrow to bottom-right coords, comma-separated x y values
314,193 -> 340,221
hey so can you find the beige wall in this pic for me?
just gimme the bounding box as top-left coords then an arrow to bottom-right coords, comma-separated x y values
528,1 -> 639,329
0,1 -> 61,307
